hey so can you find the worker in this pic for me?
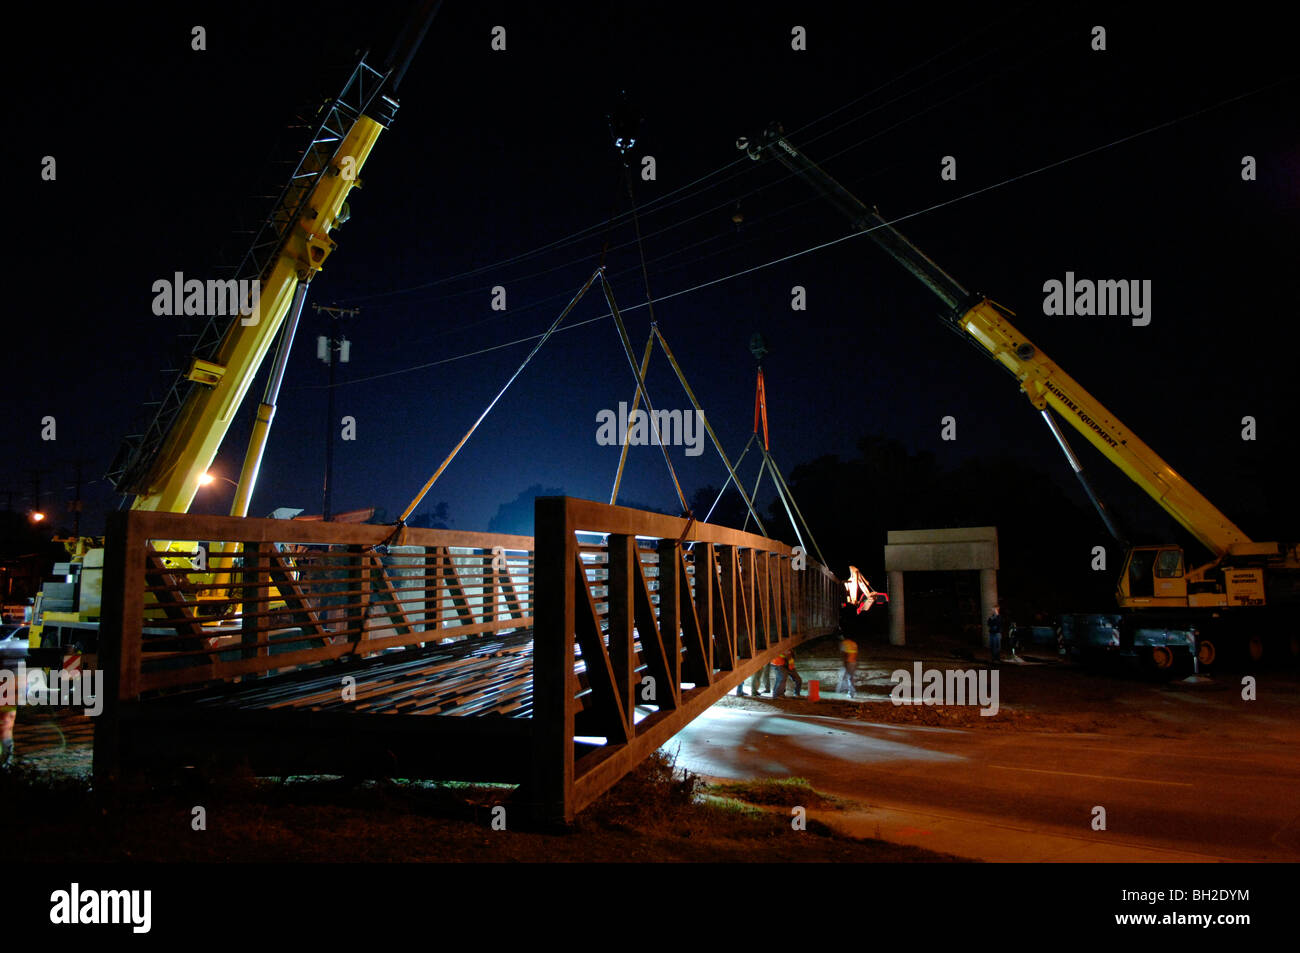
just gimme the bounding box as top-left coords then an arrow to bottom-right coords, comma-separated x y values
771,648 -> 803,698
1,685 -> 14,767
837,634 -> 858,698
987,604 -> 1004,666
737,660 -> 771,697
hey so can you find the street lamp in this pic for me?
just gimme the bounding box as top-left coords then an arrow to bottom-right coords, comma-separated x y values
199,472 -> 238,489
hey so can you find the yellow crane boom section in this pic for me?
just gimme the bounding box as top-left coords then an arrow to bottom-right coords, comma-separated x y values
131,116 -> 386,514
959,297 -> 1253,557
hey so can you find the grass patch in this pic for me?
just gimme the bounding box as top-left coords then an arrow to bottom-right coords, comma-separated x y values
706,777 -> 838,809
697,793 -> 763,816
579,748 -> 702,832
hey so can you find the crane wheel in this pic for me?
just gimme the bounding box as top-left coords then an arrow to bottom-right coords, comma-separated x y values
1248,635 -> 1265,663
1151,646 -> 1173,669
1197,641 -> 1216,666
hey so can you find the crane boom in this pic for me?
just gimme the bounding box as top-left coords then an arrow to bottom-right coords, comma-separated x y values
114,69 -> 392,514
748,125 -> 1254,559
108,1 -> 443,517
955,297 -> 1251,556
128,112 -> 387,514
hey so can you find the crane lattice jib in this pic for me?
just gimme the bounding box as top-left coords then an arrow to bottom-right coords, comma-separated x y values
111,60 -> 397,512
108,58 -> 395,504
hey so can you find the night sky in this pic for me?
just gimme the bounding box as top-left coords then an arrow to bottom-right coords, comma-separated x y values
9,2 -> 1296,554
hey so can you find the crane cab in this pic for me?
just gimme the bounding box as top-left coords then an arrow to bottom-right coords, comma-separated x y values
1118,545 -> 1187,607
1120,544 -> 1271,610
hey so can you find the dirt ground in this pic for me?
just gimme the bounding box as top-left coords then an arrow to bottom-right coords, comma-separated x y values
761,629 -> 1291,738
7,628 -> 1292,862
0,749 -> 966,863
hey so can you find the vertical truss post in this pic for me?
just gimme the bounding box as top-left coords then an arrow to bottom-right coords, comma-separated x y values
606,534 -> 638,729
531,497 -> 576,824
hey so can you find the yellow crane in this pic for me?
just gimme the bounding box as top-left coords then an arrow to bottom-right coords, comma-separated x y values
745,124 -> 1298,666
31,1 -> 442,659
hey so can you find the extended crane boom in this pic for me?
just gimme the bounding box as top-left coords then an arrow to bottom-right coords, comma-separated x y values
745,125 -> 1253,559
746,124 -> 1297,665
30,3 -> 442,671
109,64 -> 392,515
109,0 -> 443,518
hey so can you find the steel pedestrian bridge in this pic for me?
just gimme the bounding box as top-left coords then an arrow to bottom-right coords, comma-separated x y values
94,497 -> 840,822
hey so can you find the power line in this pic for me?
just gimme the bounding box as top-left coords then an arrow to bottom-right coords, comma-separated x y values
782,0 -> 1038,144
340,20 -> 1069,329
337,8 -> 1037,307
340,156 -> 752,304
318,80 -> 1282,388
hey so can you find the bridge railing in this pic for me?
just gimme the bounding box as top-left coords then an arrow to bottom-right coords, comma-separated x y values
530,496 -> 842,822
97,510 -> 534,702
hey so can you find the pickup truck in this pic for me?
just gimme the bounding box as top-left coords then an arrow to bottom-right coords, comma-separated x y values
1059,612 -> 1198,674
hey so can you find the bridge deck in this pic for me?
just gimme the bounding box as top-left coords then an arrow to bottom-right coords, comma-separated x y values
180,634 -> 539,717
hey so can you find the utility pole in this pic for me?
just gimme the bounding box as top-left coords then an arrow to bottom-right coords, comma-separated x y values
70,460 -> 84,537
314,304 -> 358,521
25,468 -> 51,523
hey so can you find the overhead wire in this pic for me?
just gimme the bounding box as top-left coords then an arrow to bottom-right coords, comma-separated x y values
300,188 -> 828,389
286,22 -> 1167,362
341,155 -> 752,304
337,6 -> 1044,308
301,189 -> 826,376
317,78 -> 1283,389
783,0 -> 1040,148
307,153 -> 838,360
346,31 -> 1070,352
393,268 -> 604,523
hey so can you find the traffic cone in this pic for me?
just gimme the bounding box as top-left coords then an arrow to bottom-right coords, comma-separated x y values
808,679 -> 820,702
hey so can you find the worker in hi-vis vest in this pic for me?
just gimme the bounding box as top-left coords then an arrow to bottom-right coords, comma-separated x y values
837,636 -> 858,698
736,656 -> 772,697
771,649 -> 803,698
1,695 -> 14,766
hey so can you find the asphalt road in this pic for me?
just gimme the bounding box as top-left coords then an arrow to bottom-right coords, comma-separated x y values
665,659 -> 1300,862
11,640 -> 1298,862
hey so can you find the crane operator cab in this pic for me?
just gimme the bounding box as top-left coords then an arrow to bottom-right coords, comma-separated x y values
1119,546 -> 1187,603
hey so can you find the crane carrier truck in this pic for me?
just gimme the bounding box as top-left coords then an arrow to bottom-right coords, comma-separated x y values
743,123 -> 1298,670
